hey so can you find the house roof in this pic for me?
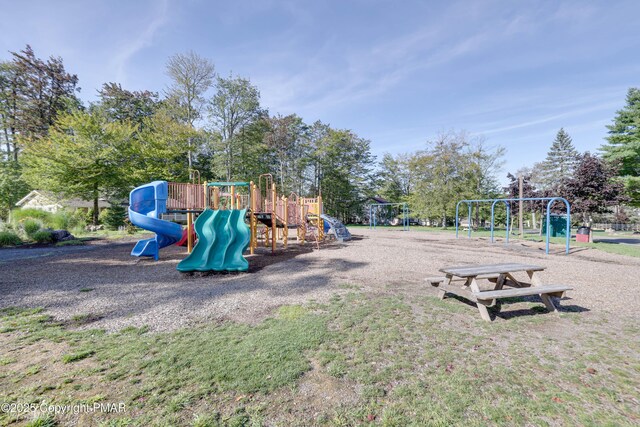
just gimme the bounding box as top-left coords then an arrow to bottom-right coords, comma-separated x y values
15,190 -> 111,209
368,196 -> 390,204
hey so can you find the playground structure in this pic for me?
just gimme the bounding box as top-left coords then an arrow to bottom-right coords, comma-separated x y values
455,197 -> 571,255
129,174 -> 328,271
368,202 -> 409,231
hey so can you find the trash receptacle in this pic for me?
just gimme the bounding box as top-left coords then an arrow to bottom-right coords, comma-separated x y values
542,214 -> 568,237
576,226 -> 590,243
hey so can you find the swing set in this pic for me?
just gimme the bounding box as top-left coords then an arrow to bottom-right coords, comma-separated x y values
455,197 -> 571,254
368,202 -> 410,231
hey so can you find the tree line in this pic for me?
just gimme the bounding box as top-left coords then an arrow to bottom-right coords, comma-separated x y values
0,46 -> 376,223
378,88 -> 639,227
1,45 -> 638,226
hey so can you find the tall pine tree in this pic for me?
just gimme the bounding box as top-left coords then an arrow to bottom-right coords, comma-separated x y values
539,128 -> 579,189
601,87 -> 640,206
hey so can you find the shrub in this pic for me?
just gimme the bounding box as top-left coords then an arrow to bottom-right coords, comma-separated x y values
100,205 -> 126,230
11,208 -> 52,224
49,211 -> 70,230
86,208 -> 98,225
0,231 -> 22,246
32,230 -> 54,244
68,209 -> 88,230
124,218 -> 137,234
22,219 -> 42,238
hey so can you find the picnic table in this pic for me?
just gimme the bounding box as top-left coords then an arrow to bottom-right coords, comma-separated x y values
426,263 -> 572,322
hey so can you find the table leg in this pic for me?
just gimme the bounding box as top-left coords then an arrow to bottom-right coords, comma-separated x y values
469,277 -> 492,322
527,270 -> 558,312
437,275 -> 451,300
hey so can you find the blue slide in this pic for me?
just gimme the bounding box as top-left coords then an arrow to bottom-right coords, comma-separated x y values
129,181 -> 183,261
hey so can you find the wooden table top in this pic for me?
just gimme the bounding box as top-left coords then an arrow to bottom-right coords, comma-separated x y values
439,263 -> 545,277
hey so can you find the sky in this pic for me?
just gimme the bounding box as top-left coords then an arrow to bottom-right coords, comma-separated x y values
1,0 -> 638,183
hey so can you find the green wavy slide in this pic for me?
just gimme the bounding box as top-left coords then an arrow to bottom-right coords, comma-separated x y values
177,208 -> 250,272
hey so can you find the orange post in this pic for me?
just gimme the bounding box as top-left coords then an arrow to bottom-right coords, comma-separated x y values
271,183 -> 277,253
203,181 -> 208,209
317,195 -> 324,240
283,196 -> 288,248
230,185 -> 235,210
250,181 -> 257,255
186,212 -> 193,253
213,187 -> 219,210
299,199 -> 306,244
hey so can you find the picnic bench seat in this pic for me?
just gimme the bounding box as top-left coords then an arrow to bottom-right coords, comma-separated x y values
425,274 -> 500,286
473,284 -> 573,302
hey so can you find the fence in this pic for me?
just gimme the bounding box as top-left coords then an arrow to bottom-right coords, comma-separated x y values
591,223 -> 640,232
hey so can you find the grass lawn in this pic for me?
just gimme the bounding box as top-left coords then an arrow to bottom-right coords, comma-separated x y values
1,293 -> 638,426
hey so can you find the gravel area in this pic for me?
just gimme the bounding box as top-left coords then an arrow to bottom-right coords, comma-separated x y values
2,229 -> 639,331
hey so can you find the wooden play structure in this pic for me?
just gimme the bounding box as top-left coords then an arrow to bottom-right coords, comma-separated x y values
166,174 -> 324,254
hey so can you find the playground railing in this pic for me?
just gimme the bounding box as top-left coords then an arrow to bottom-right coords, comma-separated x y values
167,182 -> 204,211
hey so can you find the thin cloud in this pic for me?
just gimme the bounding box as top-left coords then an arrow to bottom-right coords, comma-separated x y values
110,0 -> 169,84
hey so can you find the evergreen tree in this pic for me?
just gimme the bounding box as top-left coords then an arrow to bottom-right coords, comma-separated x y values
97,82 -> 159,127
601,87 -> 640,206
0,46 -> 80,160
539,128 -> 579,189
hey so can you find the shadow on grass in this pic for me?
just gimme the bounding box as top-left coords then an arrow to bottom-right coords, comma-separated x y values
442,293 -> 589,321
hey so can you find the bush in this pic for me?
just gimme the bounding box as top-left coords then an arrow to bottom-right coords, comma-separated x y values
68,209 -> 88,231
124,218 -> 137,234
100,205 -> 126,230
32,230 -> 54,244
11,208 -> 52,224
49,211 -> 70,230
0,231 -> 22,246
22,219 -> 42,238
86,208 -> 98,225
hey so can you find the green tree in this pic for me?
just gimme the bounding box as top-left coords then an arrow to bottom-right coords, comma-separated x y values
10,46 -> 81,140
263,114 -> 306,193
165,51 -> 215,169
408,131 -> 477,227
601,87 -> 640,205
233,118 -> 272,182
0,61 -> 19,160
377,153 -> 412,202
0,159 -> 29,218
539,128 -> 580,189
97,82 -> 159,127
21,110 -> 135,224
207,74 -> 262,181
131,108 -> 195,183
306,120 -> 331,196
0,46 -> 81,161
310,128 -> 376,221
